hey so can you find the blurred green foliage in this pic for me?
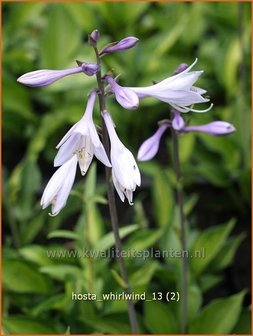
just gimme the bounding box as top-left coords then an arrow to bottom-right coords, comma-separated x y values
2,2 -> 251,334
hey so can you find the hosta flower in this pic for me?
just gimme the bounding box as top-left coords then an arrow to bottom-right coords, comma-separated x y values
137,123 -> 169,161
41,155 -> 78,216
54,91 -> 111,175
105,76 -> 139,110
17,62 -> 100,87
99,37 -> 139,56
103,110 -> 141,205
128,58 -> 213,113
182,121 -> 236,136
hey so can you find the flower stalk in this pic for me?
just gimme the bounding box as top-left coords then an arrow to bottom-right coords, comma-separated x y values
170,114 -> 188,334
93,46 -> 139,334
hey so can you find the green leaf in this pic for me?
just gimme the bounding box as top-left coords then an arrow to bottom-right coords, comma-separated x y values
232,308 -> 252,334
188,284 -> 202,322
2,259 -> 52,294
47,230 -> 81,241
194,162 -> 230,187
2,316 -> 57,334
111,269 -> 127,289
199,274 -> 223,293
19,245 -> 55,266
140,163 -> 173,227
40,264 -> 82,281
189,291 -> 246,334
179,132 -> 195,164
30,294 -> 66,316
144,301 -> 179,334
209,233 -> 245,271
20,213 -> 45,245
40,5 -> 81,68
124,228 -> 163,251
130,262 -> 158,288
94,224 -> 139,252
83,163 -> 104,245
9,158 -> 41,221
223,37 -> 241,96
190,219 -> 235,276
83,315 -> 131,334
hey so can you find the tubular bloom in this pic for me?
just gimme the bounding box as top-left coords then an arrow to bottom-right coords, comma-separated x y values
54,91 -> 111,175
105,76 -> 139,110
137,123 -> 169,161
103,110 -> 141,205
182,121 -> 236,136
41,155 -> 78,216
17,62 -> 99,87
128,58 -> 213,113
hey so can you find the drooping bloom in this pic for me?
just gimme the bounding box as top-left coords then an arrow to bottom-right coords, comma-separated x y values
104,76 -> 139,110
99,37 -> 139,56
127,58 -> 213,113
17,62 -> 100,87
54,91 -> 111,175
137,123 -> 169,161
182,121 -> 236,136
41,155 -> 78,216
102,110 -> 141,205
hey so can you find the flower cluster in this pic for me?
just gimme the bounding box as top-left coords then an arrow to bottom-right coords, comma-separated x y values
137,64 -> 236,162
17,32 -> 236,215
18,33 -> 142,215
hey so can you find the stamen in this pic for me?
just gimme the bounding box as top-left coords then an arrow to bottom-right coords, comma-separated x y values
189,103 -> 213,113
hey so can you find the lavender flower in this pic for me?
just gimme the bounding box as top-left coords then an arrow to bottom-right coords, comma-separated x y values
99,37 -> 139,56
105,75 -> 139,110
172,110 -> 185,130
137,124 -> 169,161
54,91 -> 111,175
17,62 -> 99,87
128,59 -> 213,113
182,121 -> 236,136
41,155 -> 78,216
103,110 -> 141,205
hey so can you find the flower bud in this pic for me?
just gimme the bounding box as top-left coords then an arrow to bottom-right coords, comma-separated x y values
81,62 -> 100,76
99,37 -> 139,56
172,110 -> 185,130
183,121 -> 236,136
137,124 -> 169,161
105,75 -> 139,110
17,67 -> 83,87
173,63 -> 188,75
88,29 -> 100,46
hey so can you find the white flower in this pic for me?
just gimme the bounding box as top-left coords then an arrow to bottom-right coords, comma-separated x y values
54,91 -> 111,175
128,58 -> 213,113
41,155 -> 78,216
103,110 -> 141,205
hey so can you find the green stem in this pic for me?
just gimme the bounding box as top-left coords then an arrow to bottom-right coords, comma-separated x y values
171,124 -> 187,334
94,47 -> 139,334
